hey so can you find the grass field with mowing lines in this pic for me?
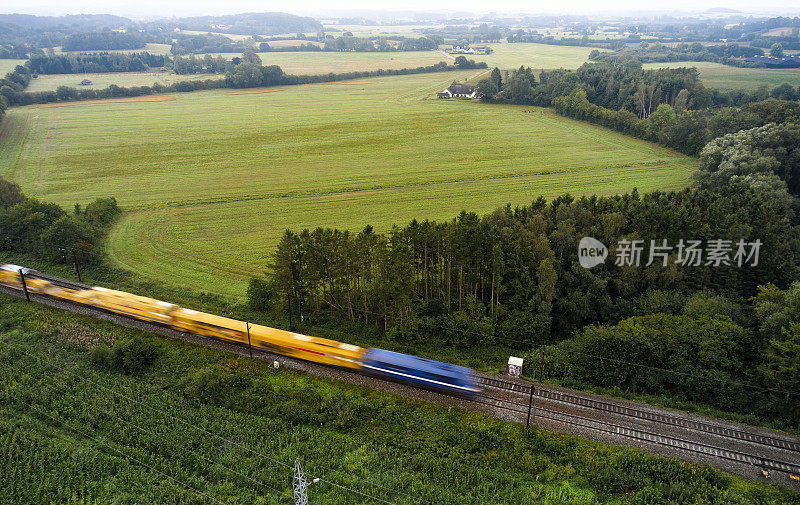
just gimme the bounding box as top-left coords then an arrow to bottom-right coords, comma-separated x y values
1,71 -> 696,298
642,61 -> 800,90
0,59 -> 25,76
25,71 -> 221,92
481,43 -> 601,70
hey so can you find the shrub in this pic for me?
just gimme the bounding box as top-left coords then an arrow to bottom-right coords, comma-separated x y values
91,337 -> 160,374
179,366 -> 233,402
89,344 -> 111,365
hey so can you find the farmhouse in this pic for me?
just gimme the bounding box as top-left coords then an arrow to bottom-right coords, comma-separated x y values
437,84 -> 477,99
450,45 -> 475,54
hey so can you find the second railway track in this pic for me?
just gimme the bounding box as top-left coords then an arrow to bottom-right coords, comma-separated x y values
479,376 -> 800,454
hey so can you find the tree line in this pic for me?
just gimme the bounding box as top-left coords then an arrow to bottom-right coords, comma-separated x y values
320,35 -> 441,52
27,52 -> 169,74
475,61 -> 800,156
0,177 -> 120,265
0,44 -> 29,59
0,53 -> 477,107
589,42 -> 766,68
61,31 -> 146,52
170,33 -> 251,56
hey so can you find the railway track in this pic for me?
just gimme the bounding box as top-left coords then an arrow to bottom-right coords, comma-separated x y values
480,376 -> 800,453
478,377 -> 800,478
5,269 -> 800,487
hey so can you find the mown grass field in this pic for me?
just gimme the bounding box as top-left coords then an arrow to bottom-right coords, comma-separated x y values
0,71 -> 696,298
642,61 -> 800,90
0,58 -> 26,76
25,71 -> 221,93
481,43 -> 602,70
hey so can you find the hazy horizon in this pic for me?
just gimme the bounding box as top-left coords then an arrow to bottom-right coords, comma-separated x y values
3,2 -> 799,20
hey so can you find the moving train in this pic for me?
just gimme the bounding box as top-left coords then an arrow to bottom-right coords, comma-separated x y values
0,264 -> 480,396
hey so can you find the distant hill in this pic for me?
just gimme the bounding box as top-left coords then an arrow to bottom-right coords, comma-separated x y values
705,7 -> 742,13
0,13 -> 127,31
0,12 -> 321,39
172,12 -> 323,36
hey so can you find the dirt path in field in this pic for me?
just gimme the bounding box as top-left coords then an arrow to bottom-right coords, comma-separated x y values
36,95 -> 176,108
226,88 -> 285,95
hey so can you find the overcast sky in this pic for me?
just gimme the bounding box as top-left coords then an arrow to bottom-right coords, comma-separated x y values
4,0 -> 798,19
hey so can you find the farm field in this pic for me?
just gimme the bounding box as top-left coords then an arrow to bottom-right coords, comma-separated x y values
267,39 -> 323,48
0,71 -> 696,298
642,61 -> 800,90
763,27 -> 797,36
324,24 -> 443,37
24,72 -> 221,93
52,42 -> 173,55
481,43 -> 601,70
180,30 -> 253,41
0,58 -> 26,76
204,50 -> 453,74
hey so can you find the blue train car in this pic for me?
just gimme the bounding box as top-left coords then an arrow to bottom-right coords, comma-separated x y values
362,348 -> 481,396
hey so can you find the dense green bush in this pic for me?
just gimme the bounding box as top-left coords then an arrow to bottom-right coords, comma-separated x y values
90,337 -> 161,374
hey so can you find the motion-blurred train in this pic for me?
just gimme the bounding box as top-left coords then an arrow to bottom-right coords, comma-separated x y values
0,264 -> 480,396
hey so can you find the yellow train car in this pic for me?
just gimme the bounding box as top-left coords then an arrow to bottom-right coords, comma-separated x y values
248,323 -> 365,369
0,264 -> 23,288
171,307 -> 249,343
171,308 -> 365,369
71,286 -> 178,326
3,263 -> 367,371
0,264 -> 61,296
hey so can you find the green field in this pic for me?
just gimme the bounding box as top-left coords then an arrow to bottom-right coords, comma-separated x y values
324,24 -> 441,37
0,72 -> 696,298
642,61 -> 800,90
206,50 -> 453,74
481,43 -> 601,70
25,72 -> 221,93
0,59 -> 25,76
53,42 -> 173,55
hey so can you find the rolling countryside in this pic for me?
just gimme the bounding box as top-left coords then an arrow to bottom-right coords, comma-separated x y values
0,71 -> 696,297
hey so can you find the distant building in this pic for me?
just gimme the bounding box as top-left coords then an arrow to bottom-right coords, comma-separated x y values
80,79 -> 92,85
450,45 -> 475,54
744,55 -> 800,68
437,84 -> 477,99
